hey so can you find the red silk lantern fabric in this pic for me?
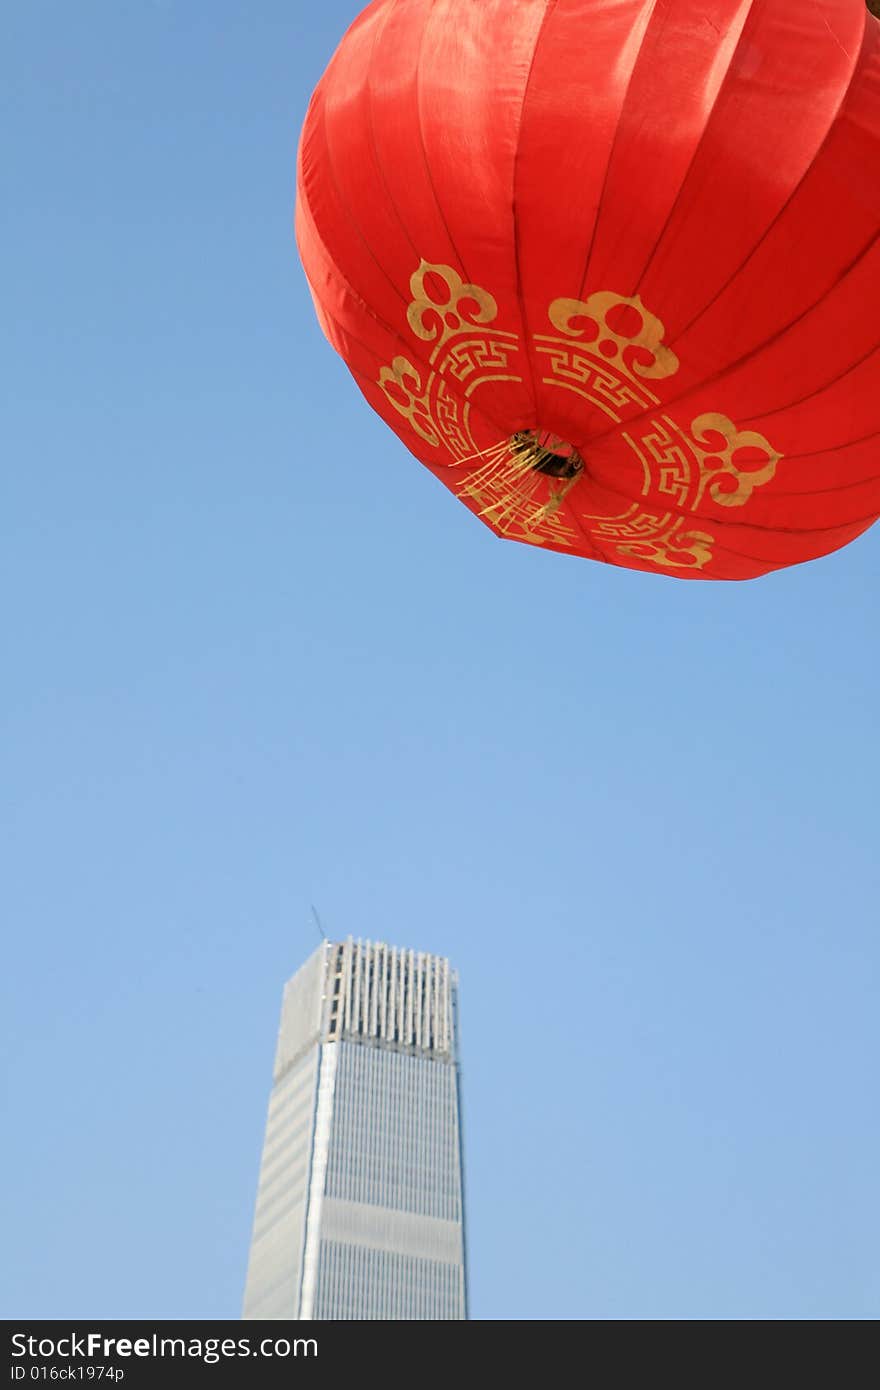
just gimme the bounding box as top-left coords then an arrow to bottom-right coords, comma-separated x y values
296,0 -> 880,580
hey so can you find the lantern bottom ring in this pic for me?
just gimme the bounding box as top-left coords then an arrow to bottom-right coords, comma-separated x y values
510,430 -> 584,481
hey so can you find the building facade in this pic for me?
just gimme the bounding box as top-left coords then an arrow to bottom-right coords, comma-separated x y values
243,938 -> 467,1320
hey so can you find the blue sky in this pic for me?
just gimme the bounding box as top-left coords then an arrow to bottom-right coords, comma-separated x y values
3,1 -> 878,1320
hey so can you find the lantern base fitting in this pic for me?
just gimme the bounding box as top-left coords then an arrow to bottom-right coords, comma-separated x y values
510,430 -> 584,480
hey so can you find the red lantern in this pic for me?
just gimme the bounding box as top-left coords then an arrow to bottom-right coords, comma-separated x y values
296,0 -> 880,580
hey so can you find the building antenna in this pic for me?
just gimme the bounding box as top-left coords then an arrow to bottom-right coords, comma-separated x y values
311,904 -> 327,942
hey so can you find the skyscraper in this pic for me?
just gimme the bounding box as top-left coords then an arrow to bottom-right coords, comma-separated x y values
243,938 -> 467,1320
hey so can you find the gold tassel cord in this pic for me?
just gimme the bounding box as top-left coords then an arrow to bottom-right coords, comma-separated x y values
452,432 -> 584,544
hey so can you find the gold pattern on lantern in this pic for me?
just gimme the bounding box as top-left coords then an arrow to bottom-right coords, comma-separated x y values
373,259 -> 783,573
688,413 -> 780,507
622,413 -> 779,512
378,262 -> 523,462
548,291 -> 680,382
407,261 -> 499,349
589,506 -> 714,571
377,357 -> 439,447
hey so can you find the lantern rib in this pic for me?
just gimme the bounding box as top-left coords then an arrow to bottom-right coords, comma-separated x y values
579,469 -> 880,537
697,522 -> 871,564
511,0 -> 558,424
363,0 -> 423,268
560,488 -> 616,567
412,1 -> 473,290
296,219 -> 441,396
760,428 -> 880,468
759,470 -> 880,500
737,338 -> 880,429
573,0 -> 665,302
628,0 -> 759,296
316,84 -> 412,321
660,10 -> 870,348
586,462 -> 880,535
298,188 -> 517,444
579,231 -> 880,454
342,348 -> 513,451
